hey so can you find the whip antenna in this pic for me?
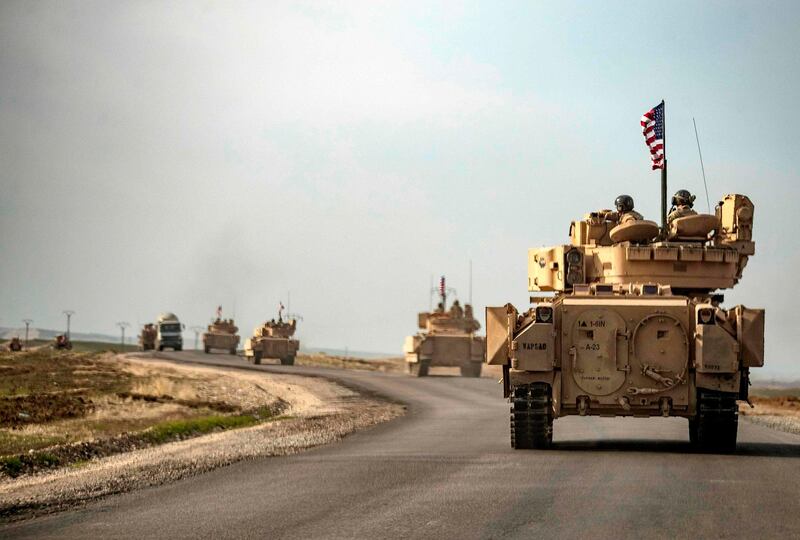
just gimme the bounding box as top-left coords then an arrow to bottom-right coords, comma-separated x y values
469,259 -> 472,306
692,117 -> 712,213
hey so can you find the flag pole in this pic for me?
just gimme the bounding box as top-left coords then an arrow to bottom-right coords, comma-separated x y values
660,99 -> 667,237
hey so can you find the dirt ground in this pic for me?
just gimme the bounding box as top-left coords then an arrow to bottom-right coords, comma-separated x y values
298,352 -> 504,379
0,350 -> 287,463
739,393 -> 800,435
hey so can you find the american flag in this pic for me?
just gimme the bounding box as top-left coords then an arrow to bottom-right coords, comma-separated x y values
641,102 -> 665,170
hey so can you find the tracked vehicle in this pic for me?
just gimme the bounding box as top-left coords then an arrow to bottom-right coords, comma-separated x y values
404,277 -> 485,377
486,194 -> 764,451
244,315 -> 299,365
202,319 -> 240,355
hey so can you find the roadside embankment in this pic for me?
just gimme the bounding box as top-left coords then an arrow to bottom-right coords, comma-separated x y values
0,351 -> 404,521
296,352 -> 503,379
740,390 -> 800,436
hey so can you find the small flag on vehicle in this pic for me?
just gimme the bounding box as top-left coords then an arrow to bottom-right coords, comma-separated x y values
216,305 -> 222,318
439,276 -> 446,297
641,102 -> 665,170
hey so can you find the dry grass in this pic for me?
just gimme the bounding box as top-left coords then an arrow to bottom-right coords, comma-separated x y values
296,353 -> 405,373
0,349 -> 282,475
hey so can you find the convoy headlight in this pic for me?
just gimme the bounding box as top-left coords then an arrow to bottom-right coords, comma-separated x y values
698,308 -> 715,325
566,249 -> 582,265
535,306 -> 553,323
565,249 -> 584,286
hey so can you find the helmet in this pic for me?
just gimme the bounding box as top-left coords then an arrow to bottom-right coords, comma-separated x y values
672,189 -> 696,207
615,194 -> 634,213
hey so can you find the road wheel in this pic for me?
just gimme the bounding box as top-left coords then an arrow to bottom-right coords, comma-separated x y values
693,389 -> 738,453
175,346 -> 182,351
158,345 -> 164,352
510,383 -> 553,450
407,360 -> 430,377
253,351 -> 262,365
280,356 -> 295,366
229,348 -> 236,355
204,346 -> 210,354
460,362 -> 482,378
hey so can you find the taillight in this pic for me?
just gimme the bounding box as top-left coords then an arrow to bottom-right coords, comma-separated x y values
535,306 -> 553,323
698,308 -> 715,325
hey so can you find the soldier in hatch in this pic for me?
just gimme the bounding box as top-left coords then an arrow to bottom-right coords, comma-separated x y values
450,299 -> 464,318
668,189 -> 698,224
613,194 -> 644,224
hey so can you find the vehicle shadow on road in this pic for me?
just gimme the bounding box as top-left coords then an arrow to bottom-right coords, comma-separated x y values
551,440 -> 800,457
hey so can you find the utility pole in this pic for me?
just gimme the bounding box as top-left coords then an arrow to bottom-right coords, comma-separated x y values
22,319 -> 33,350
191,326 -> 204,350
63,310 -> 75,340
117,322 -> 130,349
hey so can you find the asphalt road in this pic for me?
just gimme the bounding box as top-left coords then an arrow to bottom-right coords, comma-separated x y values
5,351 -> 800,539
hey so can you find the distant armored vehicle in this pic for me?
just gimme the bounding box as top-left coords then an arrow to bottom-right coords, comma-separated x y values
155,312 -> 184,351
244,314 -> 299,365
203,318 -> 240,355
7,337 -> 22,352
138,323 -> 157,351
404,276 -> 485,377
53,334 -> 72,350
486,193 -> 764,452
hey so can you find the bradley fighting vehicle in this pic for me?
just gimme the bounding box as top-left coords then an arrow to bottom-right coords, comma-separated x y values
244,312 -> 299,366
486,194 -> 764,451
404,277 -> 485,377
202,318 -> 240,355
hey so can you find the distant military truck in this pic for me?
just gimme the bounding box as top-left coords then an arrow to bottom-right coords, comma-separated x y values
155,312 -> 184,351
138,323 -> 157,351
404,277 -> 485,377
486,192 -> 764,452
203,319 -> 240,355
7,337 -> 22,352
53,334 -> 72,350
244,317 -> 299,365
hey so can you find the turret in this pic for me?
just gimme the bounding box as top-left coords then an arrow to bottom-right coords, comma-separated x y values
528,194 -> 755,295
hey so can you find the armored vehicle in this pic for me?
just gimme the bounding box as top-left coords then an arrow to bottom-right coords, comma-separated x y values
138,323 -> 157,351
404,277 -> 485,377
53,334 -> 72,350
7,337 -> 22,352
155,312 -> 184,351
244,316 -> 299,365
202,319 -> 240,355
486,194 -> 764,452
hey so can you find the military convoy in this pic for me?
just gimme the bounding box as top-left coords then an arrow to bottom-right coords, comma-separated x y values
202,319 -> 240,355
485,192 -> 764,452
244,315 -> 299,365
404,277 -> 485,377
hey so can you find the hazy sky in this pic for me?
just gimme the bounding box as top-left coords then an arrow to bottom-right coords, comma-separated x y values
1,2 -> 798,374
